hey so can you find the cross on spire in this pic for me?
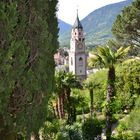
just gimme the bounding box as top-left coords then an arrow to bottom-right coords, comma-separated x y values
76,5 -> 79,16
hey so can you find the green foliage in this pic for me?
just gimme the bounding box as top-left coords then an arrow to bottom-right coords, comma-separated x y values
0,2 -> 30,133
112,0 -> 140,47
55,70 -> 82,123
112,130 -> 135,140
82,118 -> 102,140
64,123 -> 82,140
71,89 -> 90,115
126,97 -> 140,133
89,45 -> 130,69
0,0 -> 59,138
112,115 -> 133,139
40,120 -> 59,140
40,120 -> 82,140
55,132 -> 70,140
85,70 -> 107,111
115,59 -> 140,112
89,59 -> 140,113
86,58 -> 140,114
55,71 -> 81,94
113,109 -> 140,139
56,122 -> 83,140
112,97 -> 140,140
128,109 -> 140,132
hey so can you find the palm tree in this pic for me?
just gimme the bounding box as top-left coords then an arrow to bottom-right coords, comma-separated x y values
55,70 -> 65,119
63,72 -> 81,124
89,45 -> 130,140
84,78 -> 94,117
55,70 -> 81,123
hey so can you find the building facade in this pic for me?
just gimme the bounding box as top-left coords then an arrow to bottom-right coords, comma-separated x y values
69,12 -> 87,81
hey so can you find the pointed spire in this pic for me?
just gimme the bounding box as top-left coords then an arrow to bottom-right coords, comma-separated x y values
73,9 -> 83,29
76,8 -> 78,18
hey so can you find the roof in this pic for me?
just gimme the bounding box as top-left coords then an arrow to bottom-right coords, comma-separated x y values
73,12 -> 83,29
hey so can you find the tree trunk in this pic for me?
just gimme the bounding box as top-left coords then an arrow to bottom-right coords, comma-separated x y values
106,66 -> 115,140
0,115 -> 5,136
61,92 -> 65,118
89,89 -> 93,117
82,108 -> 85,123
58,93 -> 65,119
71,104 -> 76,122
66,88 -> 76,124
0,115 -> 17,140
55,102 -> 59,118
58,94 -> 62,119
0,129 -> 17,140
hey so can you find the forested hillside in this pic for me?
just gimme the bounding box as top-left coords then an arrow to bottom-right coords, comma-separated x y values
59,0 -> 132,47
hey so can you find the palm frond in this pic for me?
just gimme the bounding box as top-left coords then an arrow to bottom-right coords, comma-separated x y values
115,46 -> 130,59
97,46 -> 114,67
89,45 -> 130,69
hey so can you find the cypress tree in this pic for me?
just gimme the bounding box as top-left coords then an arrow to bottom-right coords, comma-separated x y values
0,0 -> 59,139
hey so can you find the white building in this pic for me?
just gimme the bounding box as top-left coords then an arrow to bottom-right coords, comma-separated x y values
69,11 -> 87,81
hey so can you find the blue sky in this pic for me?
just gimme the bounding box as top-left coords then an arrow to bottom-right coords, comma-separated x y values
57,0 -> 125,24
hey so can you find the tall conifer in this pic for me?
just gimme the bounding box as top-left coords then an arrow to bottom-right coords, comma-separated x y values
0,0 -> 59,139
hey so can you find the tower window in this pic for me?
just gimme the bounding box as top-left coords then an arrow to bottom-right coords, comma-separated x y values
71,57 -> 73,65
75,32 -> 76,35
82,38 -> 85,42
79,38 -> 81,41
79,57 -> 83,61
79,57 -> 83,66
79,32 -> 81,35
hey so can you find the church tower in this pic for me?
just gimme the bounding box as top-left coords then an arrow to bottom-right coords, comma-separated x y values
69,11 -> 87,81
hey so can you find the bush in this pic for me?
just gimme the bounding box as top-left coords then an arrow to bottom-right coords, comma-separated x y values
55,122 -> 82,140
128,109 -> 140,132
39,120 -> 59,140
66,123 -> 82,140
112,130 -> 135,140
82,118 -> 102,140
115,59 -> 140,112
55,132 -> 70,140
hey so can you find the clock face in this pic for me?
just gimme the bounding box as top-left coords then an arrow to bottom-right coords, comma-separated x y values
78,43 -> 83,49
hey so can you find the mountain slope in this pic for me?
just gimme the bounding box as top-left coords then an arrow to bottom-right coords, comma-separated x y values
59,0 -> 132,47
58,19 -> 71,35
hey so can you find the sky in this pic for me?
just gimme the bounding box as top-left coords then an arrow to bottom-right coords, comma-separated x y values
57,0 -> 125,25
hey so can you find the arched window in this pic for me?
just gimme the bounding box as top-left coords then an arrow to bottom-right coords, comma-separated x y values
79,57 -> 83,66
71,57 -> 73,65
